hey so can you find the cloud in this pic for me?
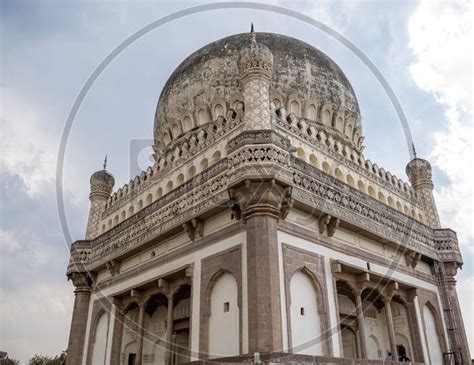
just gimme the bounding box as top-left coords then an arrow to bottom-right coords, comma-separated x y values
408,0 -> 473,247
408,0 -> 474,352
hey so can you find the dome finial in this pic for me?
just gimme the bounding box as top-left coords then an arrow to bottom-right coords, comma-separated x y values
411,142 -> 417,159
250,22 -> 254,33
103,154 -> 108,170
250,22 -> 256,43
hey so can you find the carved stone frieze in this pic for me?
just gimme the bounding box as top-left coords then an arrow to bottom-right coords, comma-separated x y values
69,132 -> 462,273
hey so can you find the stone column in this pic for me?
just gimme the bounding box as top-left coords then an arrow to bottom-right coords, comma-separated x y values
110,299 -> 125,365
439,262 -> 471,364
384,298 -> 398,360
166,292 -> 175,365
135,302 -> 146,365
66,272 -> 93,365
229,179 -> 291,353
355,290 -> 367,359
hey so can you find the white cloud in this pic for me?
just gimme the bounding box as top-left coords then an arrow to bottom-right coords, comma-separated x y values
408,0 -> 474,353
0,88 -> 57,196
408,0 -> 473,248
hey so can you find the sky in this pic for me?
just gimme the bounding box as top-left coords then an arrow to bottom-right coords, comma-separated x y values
0,0 -> 472,362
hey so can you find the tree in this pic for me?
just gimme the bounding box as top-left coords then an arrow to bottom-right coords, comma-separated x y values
28,351 -> 66,365
0,356 -> 20,365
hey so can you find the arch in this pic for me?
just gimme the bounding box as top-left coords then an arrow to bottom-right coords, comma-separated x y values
213,104 -> 225,119
121,211 -> 126,221
171,123 -> 182,139
404,205 -> 409,215
368,186 -> 376,198
322,108 -> 331,126
387,196 -> 394,207
335,168 -> 343,180
335,116 -> 344,132
289,270 -> 323,355
396,201 -> 403,211
341,326 -> 358,359
367,335 -> 382,360
307,104 -> 317,120
290,100 -> 300,116
138,200 -> 144,209
345,122 -> 353,138
107,219 -> 112,228
156,187 -> 163,199
177,173 -> 185,186
346,174 -> 355,188
378,191 -> 386,203
423,304 -> 444,365
90,311 -> 109,365
418,213 -> 424,223
123,341 -> 138,365
322,161 -> 331,174
165,181 -> 173,193
187,165 -> 196,179
113,215 -> 119,225
183,116 -> 193,132
309,154 -> 318,167
296,147 -> 305,160
197,109 -> 209,125
395,333 -> 412,362
146,193 -> 153,205
200,158 -> 208,171
273,98 -> 282,110
208,272 -> 239,358
211,150 -> 221,164
357,180 -> 365,193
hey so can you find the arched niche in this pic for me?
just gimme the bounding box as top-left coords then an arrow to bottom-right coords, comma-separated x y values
90,311 -> 109,365
208,272 -> 240,359
307,104 -> 317,121
423,304 -> 444,365
289,270 -> 323,355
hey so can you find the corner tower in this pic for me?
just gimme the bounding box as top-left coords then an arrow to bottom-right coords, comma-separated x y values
85,157 -> 115,239
406,157 -> 441,228
238,26 -> 274,130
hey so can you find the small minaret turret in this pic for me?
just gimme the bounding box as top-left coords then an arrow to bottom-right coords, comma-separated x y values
406,149 -> 441,228
85,156 -> 115,239
238,24 -> 274,130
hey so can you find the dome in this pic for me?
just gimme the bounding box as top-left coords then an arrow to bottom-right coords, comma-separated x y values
153,32 -> 362,156
90,169 -> 115,196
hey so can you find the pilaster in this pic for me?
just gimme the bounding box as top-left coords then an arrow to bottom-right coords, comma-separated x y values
437,261 -> 471,364
66,271 -> 94,365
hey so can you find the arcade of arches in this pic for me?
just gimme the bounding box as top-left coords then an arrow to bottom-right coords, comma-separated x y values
333,262 -> 445,362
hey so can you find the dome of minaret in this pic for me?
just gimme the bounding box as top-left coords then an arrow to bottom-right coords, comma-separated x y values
89,157 -> 115,197
238,26 -> 273,81
153,32 -> 362,159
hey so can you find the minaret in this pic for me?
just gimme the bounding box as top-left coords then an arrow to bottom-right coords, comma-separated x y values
238,24 -> 274,130
406,153 -> 441,228
85,156 -> 115,239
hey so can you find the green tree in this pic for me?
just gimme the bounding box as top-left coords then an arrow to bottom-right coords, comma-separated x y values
0,356 -> 20,365
28,351 -> 66,365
